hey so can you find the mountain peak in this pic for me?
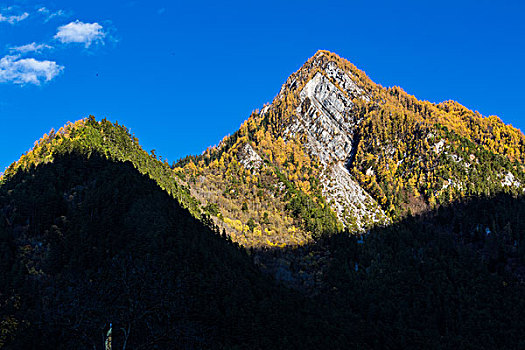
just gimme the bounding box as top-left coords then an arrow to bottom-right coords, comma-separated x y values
311,49 -> 334,61
307,49 -> 346,66
175,50 -> 525,247
275,50 -> 375,103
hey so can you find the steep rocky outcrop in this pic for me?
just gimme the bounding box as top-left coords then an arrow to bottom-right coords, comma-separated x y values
237,142 -> 263,171
280,56 -> 387,229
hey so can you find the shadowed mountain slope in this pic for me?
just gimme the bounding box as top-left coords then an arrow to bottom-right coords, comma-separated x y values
0,152 -> 355,349
1,151 -> 523,349
251,193 -> 525,349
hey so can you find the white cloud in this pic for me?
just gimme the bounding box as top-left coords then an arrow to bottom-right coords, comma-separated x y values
0,55 -> 64,85
54,20 -> 105,47
10,42 -> 53,54
0,11 -> 29,24
37,7 -> 66,22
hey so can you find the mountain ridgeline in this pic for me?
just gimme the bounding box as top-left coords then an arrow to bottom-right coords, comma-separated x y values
1,50 -> 524,349
1,117 -> 201,218
175,50 -> 525,246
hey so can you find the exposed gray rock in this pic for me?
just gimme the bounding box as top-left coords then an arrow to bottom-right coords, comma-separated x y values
433,139 -> 445,154
282,60 -> 389,231
322,163 -> 387,229
501,171 -> 521,188
237,143 -> 263,171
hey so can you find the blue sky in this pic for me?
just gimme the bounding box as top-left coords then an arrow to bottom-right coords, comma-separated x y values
1,0 -> 524,171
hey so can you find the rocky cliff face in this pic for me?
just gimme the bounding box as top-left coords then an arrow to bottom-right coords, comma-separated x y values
237,143 -> 263,171
267,52 -> 388,229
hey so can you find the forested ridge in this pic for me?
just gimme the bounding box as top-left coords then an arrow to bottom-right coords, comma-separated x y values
1,116 -> 201,218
